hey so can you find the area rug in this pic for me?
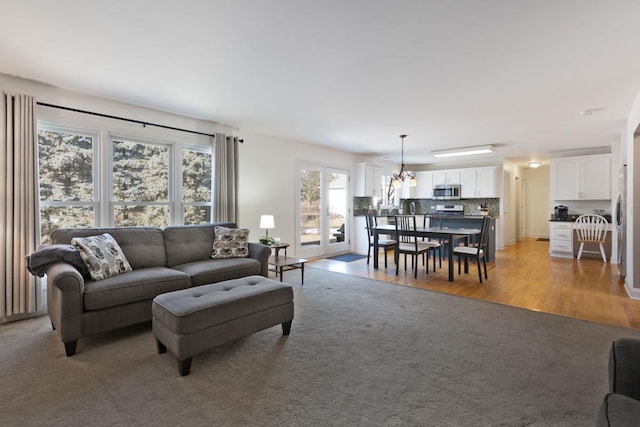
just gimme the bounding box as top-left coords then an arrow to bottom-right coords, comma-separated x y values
537,237 -> 550,241
327,253 -> 367,262
1,267 -> 638,426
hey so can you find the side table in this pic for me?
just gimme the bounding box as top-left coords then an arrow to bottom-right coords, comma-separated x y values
268,255 -> 308,285
269,242 -> 289,258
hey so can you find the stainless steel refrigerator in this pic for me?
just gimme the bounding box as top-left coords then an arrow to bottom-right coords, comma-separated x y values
616,165 -> 627,277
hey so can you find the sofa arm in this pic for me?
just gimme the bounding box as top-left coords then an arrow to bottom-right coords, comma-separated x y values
248,243 -> 271,277
597,393 -> 640,426
46,262 -> 85,343
609,338 -> 640,401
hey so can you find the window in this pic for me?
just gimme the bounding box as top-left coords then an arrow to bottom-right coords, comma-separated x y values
37,129 -> 97,244
112,139 -> 170,227
36,121 -> 214,242
182,147 -> 213,224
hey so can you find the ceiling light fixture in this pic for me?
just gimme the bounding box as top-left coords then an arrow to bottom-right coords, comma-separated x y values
392,134 -> 416,188
431,145 -> 494,158
528,161 -> 541,168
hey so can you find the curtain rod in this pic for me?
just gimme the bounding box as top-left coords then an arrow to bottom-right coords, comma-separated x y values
37,102 -> 243,142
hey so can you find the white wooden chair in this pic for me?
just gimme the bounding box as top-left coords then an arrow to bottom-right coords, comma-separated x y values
574,214 -> 608,262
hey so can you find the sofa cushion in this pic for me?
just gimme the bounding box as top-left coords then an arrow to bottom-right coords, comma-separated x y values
163,223 -> 236,267
52,227 -> 167,269
72,234 -> 132,281
83,267 -> 191,311
171,258 -> 262,287
212,226 -> 249,258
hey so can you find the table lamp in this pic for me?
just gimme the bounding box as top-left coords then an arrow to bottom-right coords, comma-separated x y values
259,215 -> 275,245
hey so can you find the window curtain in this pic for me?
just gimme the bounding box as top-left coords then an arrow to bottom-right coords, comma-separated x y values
213,133 -> 238,223
0,92 -> 40,321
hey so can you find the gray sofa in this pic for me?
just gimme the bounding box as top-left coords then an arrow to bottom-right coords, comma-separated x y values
44,222 -> 271,357
597,338 -> 640,426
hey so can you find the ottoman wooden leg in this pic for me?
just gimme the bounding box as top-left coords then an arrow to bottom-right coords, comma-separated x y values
282,320 -> 292,335
178,357 -> 193,376
156,339 -> 167,354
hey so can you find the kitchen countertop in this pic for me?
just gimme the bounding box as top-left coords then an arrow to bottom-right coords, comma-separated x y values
550,214 -> 612,223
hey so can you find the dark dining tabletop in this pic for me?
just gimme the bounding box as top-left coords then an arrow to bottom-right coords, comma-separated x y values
371,224 -> 481,281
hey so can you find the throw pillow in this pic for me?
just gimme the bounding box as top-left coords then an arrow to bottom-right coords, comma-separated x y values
212,226 -> 249,258
71,233 -> 132,281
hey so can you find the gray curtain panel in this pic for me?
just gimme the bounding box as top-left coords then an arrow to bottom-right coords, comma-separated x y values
1,92 -> 41,320
213,133 -> 239,223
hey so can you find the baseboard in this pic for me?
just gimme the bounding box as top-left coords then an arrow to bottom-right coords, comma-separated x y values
625,282 -> 640,300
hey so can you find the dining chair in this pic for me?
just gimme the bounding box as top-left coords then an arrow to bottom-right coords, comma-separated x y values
574,214 -> 608,262
394,215 -> 440,278
423,213 -> 445,268
453,216 -> 490,283
365,214 -> 396,268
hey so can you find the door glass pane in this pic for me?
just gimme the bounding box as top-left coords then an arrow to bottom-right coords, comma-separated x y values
328,171 -> 347,244
300,168 -> 321,247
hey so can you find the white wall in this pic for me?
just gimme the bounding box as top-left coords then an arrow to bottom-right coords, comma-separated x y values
236,130 -> 361,256
523,165 -> 550,238
0,73 -> 230,138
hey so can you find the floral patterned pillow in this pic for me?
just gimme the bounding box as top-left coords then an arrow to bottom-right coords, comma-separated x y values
212,226 -> 250,258
71,233 -> 132,281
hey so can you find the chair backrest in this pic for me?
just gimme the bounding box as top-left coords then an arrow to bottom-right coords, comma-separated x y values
575,214 -> 608,242
365,214 -> 377,240
395,215 -> 417,245
478,216 -> 491,252
423,214 -> 443,229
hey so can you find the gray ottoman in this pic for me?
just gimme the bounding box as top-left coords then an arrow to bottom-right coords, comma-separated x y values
152,275 -> 294,376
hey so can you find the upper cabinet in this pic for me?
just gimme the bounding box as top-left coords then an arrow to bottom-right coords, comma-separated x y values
355,162 -> 382,197
432,169 -> 461,186
550,154 -> 611,200
413,171 -> 434,198
460,166 -> 498,198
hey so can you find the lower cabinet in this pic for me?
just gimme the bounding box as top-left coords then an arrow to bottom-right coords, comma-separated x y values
549,222 -> 573,258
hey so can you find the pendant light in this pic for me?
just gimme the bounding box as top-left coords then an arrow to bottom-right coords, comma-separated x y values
391,134 -> 416,188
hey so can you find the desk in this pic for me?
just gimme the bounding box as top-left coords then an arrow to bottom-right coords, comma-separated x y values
372,225 -> 480,281
269,255 -> 308,285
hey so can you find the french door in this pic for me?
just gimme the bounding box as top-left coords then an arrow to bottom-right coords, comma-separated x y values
296,165 -> 349,258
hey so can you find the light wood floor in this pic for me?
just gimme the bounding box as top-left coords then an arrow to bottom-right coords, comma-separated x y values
308,237 -> 640,330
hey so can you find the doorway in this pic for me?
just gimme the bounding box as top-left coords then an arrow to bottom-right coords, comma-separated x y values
296,165 -> 349,258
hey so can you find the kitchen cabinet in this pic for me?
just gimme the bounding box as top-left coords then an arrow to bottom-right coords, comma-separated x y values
460,166 -> 497,198
549,222 -> 573,258
432,169 -> 461,186
355,163 -> 382,197
413,171 -> 434,198
550,154 -> 611,200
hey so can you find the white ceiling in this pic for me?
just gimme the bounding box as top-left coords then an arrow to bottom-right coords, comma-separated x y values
2,0 -> 640,166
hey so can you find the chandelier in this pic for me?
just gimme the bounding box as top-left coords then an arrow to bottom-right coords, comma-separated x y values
391,134 -> 416,187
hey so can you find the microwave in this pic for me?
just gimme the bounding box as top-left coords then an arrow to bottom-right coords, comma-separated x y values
433,184 -> 461,200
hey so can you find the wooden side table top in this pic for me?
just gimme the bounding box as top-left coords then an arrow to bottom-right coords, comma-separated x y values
268,255 -> 307,267
269,242 -> 289,257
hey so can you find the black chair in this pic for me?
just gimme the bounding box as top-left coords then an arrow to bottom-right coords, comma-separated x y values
365,214 -> 395,268
394,215 -> 440,278
333,223 -> 345,242
453,216 -> 490,283
423,213 -> 445,270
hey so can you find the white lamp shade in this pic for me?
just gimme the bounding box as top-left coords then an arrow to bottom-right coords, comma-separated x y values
260,215 -> 275,229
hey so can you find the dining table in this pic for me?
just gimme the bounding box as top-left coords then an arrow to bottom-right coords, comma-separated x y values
371,224 -> 481,281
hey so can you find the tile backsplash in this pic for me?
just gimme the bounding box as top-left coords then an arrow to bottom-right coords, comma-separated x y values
401,198 -> 500,217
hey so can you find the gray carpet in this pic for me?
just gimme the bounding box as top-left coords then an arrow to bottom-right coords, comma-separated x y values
2,267 -> 639,426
